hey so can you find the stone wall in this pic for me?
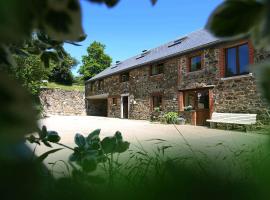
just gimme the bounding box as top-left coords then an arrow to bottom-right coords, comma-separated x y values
213,75 -> 270,120
86,39 -> 270,122
40,88 -> 86,116
212,47 -> 270,121
86,57 -> 179,120
178,47 -> 220,90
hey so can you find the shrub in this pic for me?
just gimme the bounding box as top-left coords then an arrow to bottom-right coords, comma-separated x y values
163,112 -> 179,124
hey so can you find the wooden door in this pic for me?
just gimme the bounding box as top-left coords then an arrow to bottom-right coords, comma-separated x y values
196,109 -> 210,126
195,90 -> 210,126
123,96 -> 129,119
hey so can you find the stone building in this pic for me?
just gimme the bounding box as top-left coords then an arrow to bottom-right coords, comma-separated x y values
85,29 -> 270,125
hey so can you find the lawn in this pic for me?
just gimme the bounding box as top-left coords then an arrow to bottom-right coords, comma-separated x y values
45,82 -> 84,92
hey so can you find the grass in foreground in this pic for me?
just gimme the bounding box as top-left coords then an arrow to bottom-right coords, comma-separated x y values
45,82 -> 84,92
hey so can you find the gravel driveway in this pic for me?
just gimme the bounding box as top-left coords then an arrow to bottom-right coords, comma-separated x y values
29,115 -> 269,173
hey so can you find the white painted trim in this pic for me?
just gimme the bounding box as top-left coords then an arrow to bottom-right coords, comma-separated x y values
86,93 -> 109,99
121,93 -> 129,97
221,73 -> 253,81
120,94 -> 129,119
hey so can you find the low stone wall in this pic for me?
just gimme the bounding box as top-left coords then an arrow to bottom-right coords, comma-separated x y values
40,88 -> 86,116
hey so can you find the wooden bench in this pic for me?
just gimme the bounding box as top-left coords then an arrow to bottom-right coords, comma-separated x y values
207,112 -> 257,131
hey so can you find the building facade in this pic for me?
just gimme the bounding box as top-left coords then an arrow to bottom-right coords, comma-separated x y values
85,29 -> 270,125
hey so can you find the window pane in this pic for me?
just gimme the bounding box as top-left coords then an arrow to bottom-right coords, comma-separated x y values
121,73 -> 129,82
184,92 -> 195,109
151,66 -> 158,75
239,44 -> 249,74
226,47 -> 237,76
151,64 -> 164,75
191,56 -> 201,72
158,64 -> 164,74
197,91 -> 209,109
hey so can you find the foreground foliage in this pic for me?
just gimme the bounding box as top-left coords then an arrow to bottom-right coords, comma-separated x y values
1,0 -> 270,200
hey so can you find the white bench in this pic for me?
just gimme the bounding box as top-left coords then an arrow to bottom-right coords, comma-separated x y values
207,112 -> 257,131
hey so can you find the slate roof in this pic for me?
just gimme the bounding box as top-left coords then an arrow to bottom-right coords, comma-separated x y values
87,29 -> 222,82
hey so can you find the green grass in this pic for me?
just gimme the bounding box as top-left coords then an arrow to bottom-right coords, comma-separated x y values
45,82 -> 84,91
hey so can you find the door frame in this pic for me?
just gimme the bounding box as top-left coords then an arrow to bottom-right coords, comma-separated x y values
121,93 -> 129,119
179,86 -> 214,126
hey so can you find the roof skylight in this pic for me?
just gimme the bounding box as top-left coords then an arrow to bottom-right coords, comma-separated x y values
168,36 -> 188,47
136,50 -> 151,60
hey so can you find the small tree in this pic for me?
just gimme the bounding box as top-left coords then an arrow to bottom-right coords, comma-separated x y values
49,53 -> 78,86
79,41 -> 112,81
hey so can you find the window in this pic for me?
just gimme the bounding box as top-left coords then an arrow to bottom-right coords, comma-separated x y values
152,95 -> 162,110
184,90 -> 209,110
90,83 -> 94,91
197,91 -> 209,109
120,72 -> 129,82
184,92 -> 195,109
151,63 -> 164,76
112,98 -> 117,105
190,55 -> 202,72
225,43 -> 249,77
98,80 -> 104,90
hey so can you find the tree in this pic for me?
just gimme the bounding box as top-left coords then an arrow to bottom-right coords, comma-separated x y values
79,41 -> 112,81
11,54 -> 50,96
49,53 -> 78,85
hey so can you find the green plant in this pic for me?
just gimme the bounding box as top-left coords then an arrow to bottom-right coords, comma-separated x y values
184,105 -> 193,111
78,41 -> 112,81
26,126 -> 130,186
163,112 -> 178,124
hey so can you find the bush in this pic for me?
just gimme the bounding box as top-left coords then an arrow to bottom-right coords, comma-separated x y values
163,112 -> 179,124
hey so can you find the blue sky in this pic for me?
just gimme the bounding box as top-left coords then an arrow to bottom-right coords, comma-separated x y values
64,0 -> 223,75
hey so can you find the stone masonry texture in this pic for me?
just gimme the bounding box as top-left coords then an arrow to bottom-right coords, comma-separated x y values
86,39 -> 270,122
40,88 -> 86,116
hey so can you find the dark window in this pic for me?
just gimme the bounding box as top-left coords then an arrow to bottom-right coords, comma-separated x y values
90,83 -> 94,91
197,91 -> 209,109
112,98 -> 117,105
226,43 -> 249,77
184,90 -> 209,110
190,56 -> 202,72
120,72 -> 129,82
151,63 -> 164,76
98,80 -> 104,90
184,92 -> 195,109
152,95 -> 162,110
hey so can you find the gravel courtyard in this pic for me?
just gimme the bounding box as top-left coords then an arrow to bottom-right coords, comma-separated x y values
28,115 -> 269,177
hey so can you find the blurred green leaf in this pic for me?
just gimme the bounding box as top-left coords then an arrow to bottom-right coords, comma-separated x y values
40,51 -> 60,68
86,129 -> 101,143
38,126 -> 47,140
0,72 -> 38,144
206,0 -> 263,37
114,131 -> 123,141
42,0 -> 84,42
36,148 -> 63,163
81,157 -> 97,172
254,60 -> 270,103
0,0 -> 33,43
88,0 -> 119,7
115,141 -> 130,153
42,140 -> 52,148
101,136 -> 117,154
47,131 -> 61,143
69,152 -> 79,162
75,133 -> 86,148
